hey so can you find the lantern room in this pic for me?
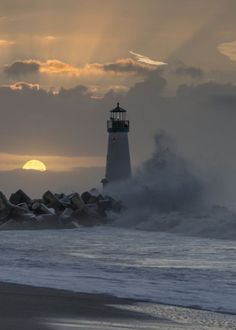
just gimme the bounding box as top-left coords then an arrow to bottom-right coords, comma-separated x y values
107,102 -> 130,133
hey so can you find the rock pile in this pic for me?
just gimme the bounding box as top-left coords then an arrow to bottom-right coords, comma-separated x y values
0,189 -> 121,230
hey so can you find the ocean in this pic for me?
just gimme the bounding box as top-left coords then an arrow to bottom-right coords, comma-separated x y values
0,225 -> 235,315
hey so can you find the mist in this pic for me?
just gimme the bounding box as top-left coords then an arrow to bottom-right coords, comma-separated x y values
106,131 -> 236,240
1,68 -> 236,207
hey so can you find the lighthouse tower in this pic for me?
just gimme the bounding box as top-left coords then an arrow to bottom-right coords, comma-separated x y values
102,103 -> 131,187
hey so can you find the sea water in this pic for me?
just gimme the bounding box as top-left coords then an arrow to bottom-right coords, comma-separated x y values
0,225 -> 235,315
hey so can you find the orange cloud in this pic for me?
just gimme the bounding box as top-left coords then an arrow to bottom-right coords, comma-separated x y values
40,58 -> 153,76
90,58 -> 156,75
40,60 -> 80,75
9,82 -> 40,91
218,40 -> 236,61
4,57 -> 157,78
43,35 -> 57,42
0,39 -> 15,47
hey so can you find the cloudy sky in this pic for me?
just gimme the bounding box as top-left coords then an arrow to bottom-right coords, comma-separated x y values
1,0 -> 236,198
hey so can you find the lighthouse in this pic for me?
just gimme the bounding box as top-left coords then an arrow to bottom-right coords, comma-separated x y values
102,103 -> 131,187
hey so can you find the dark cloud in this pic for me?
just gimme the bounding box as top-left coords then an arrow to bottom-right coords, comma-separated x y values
0,72 -> 236,162
206,93 -> 236,109
59,85 -> 91,98
4,60 -> 40,76
0,65 -> 234,208
3,58 -> 154,80
174,65 -> 204,79
0,70 -> 236,203
0,82 -> 103,157
101,58 -> 155,75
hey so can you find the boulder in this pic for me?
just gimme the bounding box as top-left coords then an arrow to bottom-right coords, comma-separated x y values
0,216 -> 37,230
42,191 -> 64,214
0,192 -> 27,219
17,202 -> 30,212
31,201 -> 55,215
9,189 -> 31,206
81,191 -> 92,204
69,193 -> 85,211
72,209 -> 99,226
35,214 -> 76,229
0,189 -> 121,230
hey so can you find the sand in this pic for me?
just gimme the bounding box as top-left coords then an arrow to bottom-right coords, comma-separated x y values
0,282 -> 157,329
1,282 -> 235,329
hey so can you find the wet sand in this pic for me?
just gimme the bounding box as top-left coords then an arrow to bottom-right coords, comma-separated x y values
0,282 -> 157,329
0,282 -> 235,329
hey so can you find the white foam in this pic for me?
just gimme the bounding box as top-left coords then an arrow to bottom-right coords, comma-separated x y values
0,227 -> 235,314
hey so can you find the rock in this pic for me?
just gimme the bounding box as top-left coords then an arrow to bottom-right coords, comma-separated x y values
54,193 -> 65,200
31,201 -> 55,215
96,199 -> 113,216
81,191 -> 92,204
17,202 -> 30,212
89,188 -> 100,197
0,191 -> 27,219
69,193 -> 85,211
0,188 -> 122,230
61,207 -> 74,218
43,190 -> 58,205
0,219 -> 26,230
35,214 -> 76,229
81,189 -> 105,205
72,209 -> 99,226
0,192 -> 11,221
0,217 -> 36,230
105,195 -> 122,212
59,208 -> 75,225
57,195 -> 72,208
0,192 -> 11,210
71,220 -> 80,228
42,191 -> 64,214
9,189 -> 31,206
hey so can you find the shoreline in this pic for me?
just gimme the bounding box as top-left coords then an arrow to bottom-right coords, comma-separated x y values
0,282 -> 235,329
0,281 -> 156,329
1,280 -> 236,316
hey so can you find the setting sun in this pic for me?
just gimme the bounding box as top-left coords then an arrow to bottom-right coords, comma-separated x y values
22,160 -> 47,172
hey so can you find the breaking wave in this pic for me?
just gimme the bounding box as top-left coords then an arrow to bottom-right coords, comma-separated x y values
108,132 -> 236,240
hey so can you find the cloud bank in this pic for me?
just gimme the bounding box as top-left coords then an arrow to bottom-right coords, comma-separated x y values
0,39 -> 15,47
0,67 -> 236,203
4,57 -> 157,78
4,60 -> 40,76
174,64 -> 204,79
218,40 -> 236,61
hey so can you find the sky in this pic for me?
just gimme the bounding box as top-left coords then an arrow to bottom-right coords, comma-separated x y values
1,0 -> 236,198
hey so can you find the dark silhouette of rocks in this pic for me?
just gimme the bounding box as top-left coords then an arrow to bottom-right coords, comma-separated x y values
0,189 -> 121,230
9,189 -> 32,206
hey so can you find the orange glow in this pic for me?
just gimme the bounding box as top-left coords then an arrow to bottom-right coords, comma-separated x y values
0,153 -> 105,172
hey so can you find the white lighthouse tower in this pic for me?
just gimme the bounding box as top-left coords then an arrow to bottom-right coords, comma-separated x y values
102,103 -> 131,187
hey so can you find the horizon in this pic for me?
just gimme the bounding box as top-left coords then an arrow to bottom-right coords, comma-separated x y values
0,2 -> 236,329
0,0 -> 236,203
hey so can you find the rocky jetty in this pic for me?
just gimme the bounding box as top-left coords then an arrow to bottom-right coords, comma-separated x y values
0,189 -> 121,230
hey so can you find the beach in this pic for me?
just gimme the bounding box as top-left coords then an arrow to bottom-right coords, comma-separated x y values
1,282 -> 236,330
0,227 -> 236,329
0,282 -> 159,329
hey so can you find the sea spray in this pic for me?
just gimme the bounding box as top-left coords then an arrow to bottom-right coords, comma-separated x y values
108,131 -> 203,211
107,132 -> 236,240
